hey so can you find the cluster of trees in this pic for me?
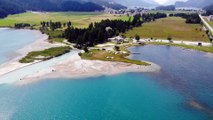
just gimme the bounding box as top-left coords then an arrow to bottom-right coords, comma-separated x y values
156,5 -> 175,11
14,23 -> 31,29
142,13 -> 167,22
40,21 -> 72,31
169,13 -> 201,24
64,15 -> 143,48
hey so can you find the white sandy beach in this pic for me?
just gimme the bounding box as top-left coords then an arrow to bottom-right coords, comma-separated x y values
0,30 -> 65,77
17,52 -> 160,85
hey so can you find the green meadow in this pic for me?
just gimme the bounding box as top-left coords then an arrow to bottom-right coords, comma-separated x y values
125,17 -> 210,42
0,12 -> 128,28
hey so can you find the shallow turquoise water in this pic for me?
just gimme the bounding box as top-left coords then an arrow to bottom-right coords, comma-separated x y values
0,74 -> 208,120
0,28 -> 43,64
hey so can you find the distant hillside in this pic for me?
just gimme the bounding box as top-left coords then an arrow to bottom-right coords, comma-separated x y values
175,0 -> 213,8
156,5 -> 175,11
0,0 -> 105,18
204,4 -> 213,15
88,0 -> 127,10
0,0 -> 25,18
113,0 -> 159,7
0,0 -> 128,18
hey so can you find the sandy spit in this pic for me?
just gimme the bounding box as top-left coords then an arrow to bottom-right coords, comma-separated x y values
17,52 -> 161,85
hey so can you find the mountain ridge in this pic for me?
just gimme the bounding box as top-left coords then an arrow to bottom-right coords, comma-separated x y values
113,0 -> 159,7
175,0 -> 213,8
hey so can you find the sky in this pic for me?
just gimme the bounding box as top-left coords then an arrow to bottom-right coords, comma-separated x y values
153,0 -> 187,4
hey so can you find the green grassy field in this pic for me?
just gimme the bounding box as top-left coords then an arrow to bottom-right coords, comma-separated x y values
124,17 -> 209,42
0,12 -> 128,28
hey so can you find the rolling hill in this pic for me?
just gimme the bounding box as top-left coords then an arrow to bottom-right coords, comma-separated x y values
175,0 -> 213,8
114,0 -> 159,7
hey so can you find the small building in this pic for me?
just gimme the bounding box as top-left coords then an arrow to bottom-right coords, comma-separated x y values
209,15 -> 213,21
108,36 -> 124,44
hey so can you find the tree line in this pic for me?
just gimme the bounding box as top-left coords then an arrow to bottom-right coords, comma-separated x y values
40,21 -> 72,31
142,13 -> 167,22
14,23 -> 31,29
169,13 -> 201,24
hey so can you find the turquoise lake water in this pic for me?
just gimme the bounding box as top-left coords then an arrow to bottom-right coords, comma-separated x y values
0,29 -> 213,119
0,28 -> 43,64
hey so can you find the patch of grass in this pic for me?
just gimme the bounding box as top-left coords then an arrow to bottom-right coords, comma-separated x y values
49,38 -> 65,43
20,46 -> 71,63
0,12 -> 128,28
43,30 -> 63,38
80,49 -> 150,66
148,42 -> 213,53
125,17 -> 209,42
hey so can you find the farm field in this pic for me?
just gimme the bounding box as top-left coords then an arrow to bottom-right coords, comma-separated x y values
0,12 -> 128,28
125,17 -> 210,42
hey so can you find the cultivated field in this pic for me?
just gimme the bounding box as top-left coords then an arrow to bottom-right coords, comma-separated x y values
125,17 -> 209,42
0,12 -> 128,28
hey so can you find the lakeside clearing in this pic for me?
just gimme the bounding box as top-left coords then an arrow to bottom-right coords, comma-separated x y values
124,17 -> 210,42
0,12 -> 128,28
80,49 -> 150,66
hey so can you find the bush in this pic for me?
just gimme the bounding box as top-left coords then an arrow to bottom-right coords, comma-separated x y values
114,46 -> 120,51
135,34 -> 140,41
167,35 -> 172,41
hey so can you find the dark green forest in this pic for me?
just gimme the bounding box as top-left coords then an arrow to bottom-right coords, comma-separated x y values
0,0 -> 105,18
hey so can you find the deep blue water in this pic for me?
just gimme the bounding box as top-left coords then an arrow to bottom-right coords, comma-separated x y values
0,29 -> 213,120
128,45 -> 213,113
0,28 -> 43,64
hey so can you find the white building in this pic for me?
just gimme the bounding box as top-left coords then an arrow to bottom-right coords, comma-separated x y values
108,36 -> 124,44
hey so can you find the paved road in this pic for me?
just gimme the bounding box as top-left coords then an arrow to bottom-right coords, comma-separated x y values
199,15 -> 213,34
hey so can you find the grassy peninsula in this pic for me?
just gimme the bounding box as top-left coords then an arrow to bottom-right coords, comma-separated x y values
20,46 -> 71,63
80,49 -> 150,66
